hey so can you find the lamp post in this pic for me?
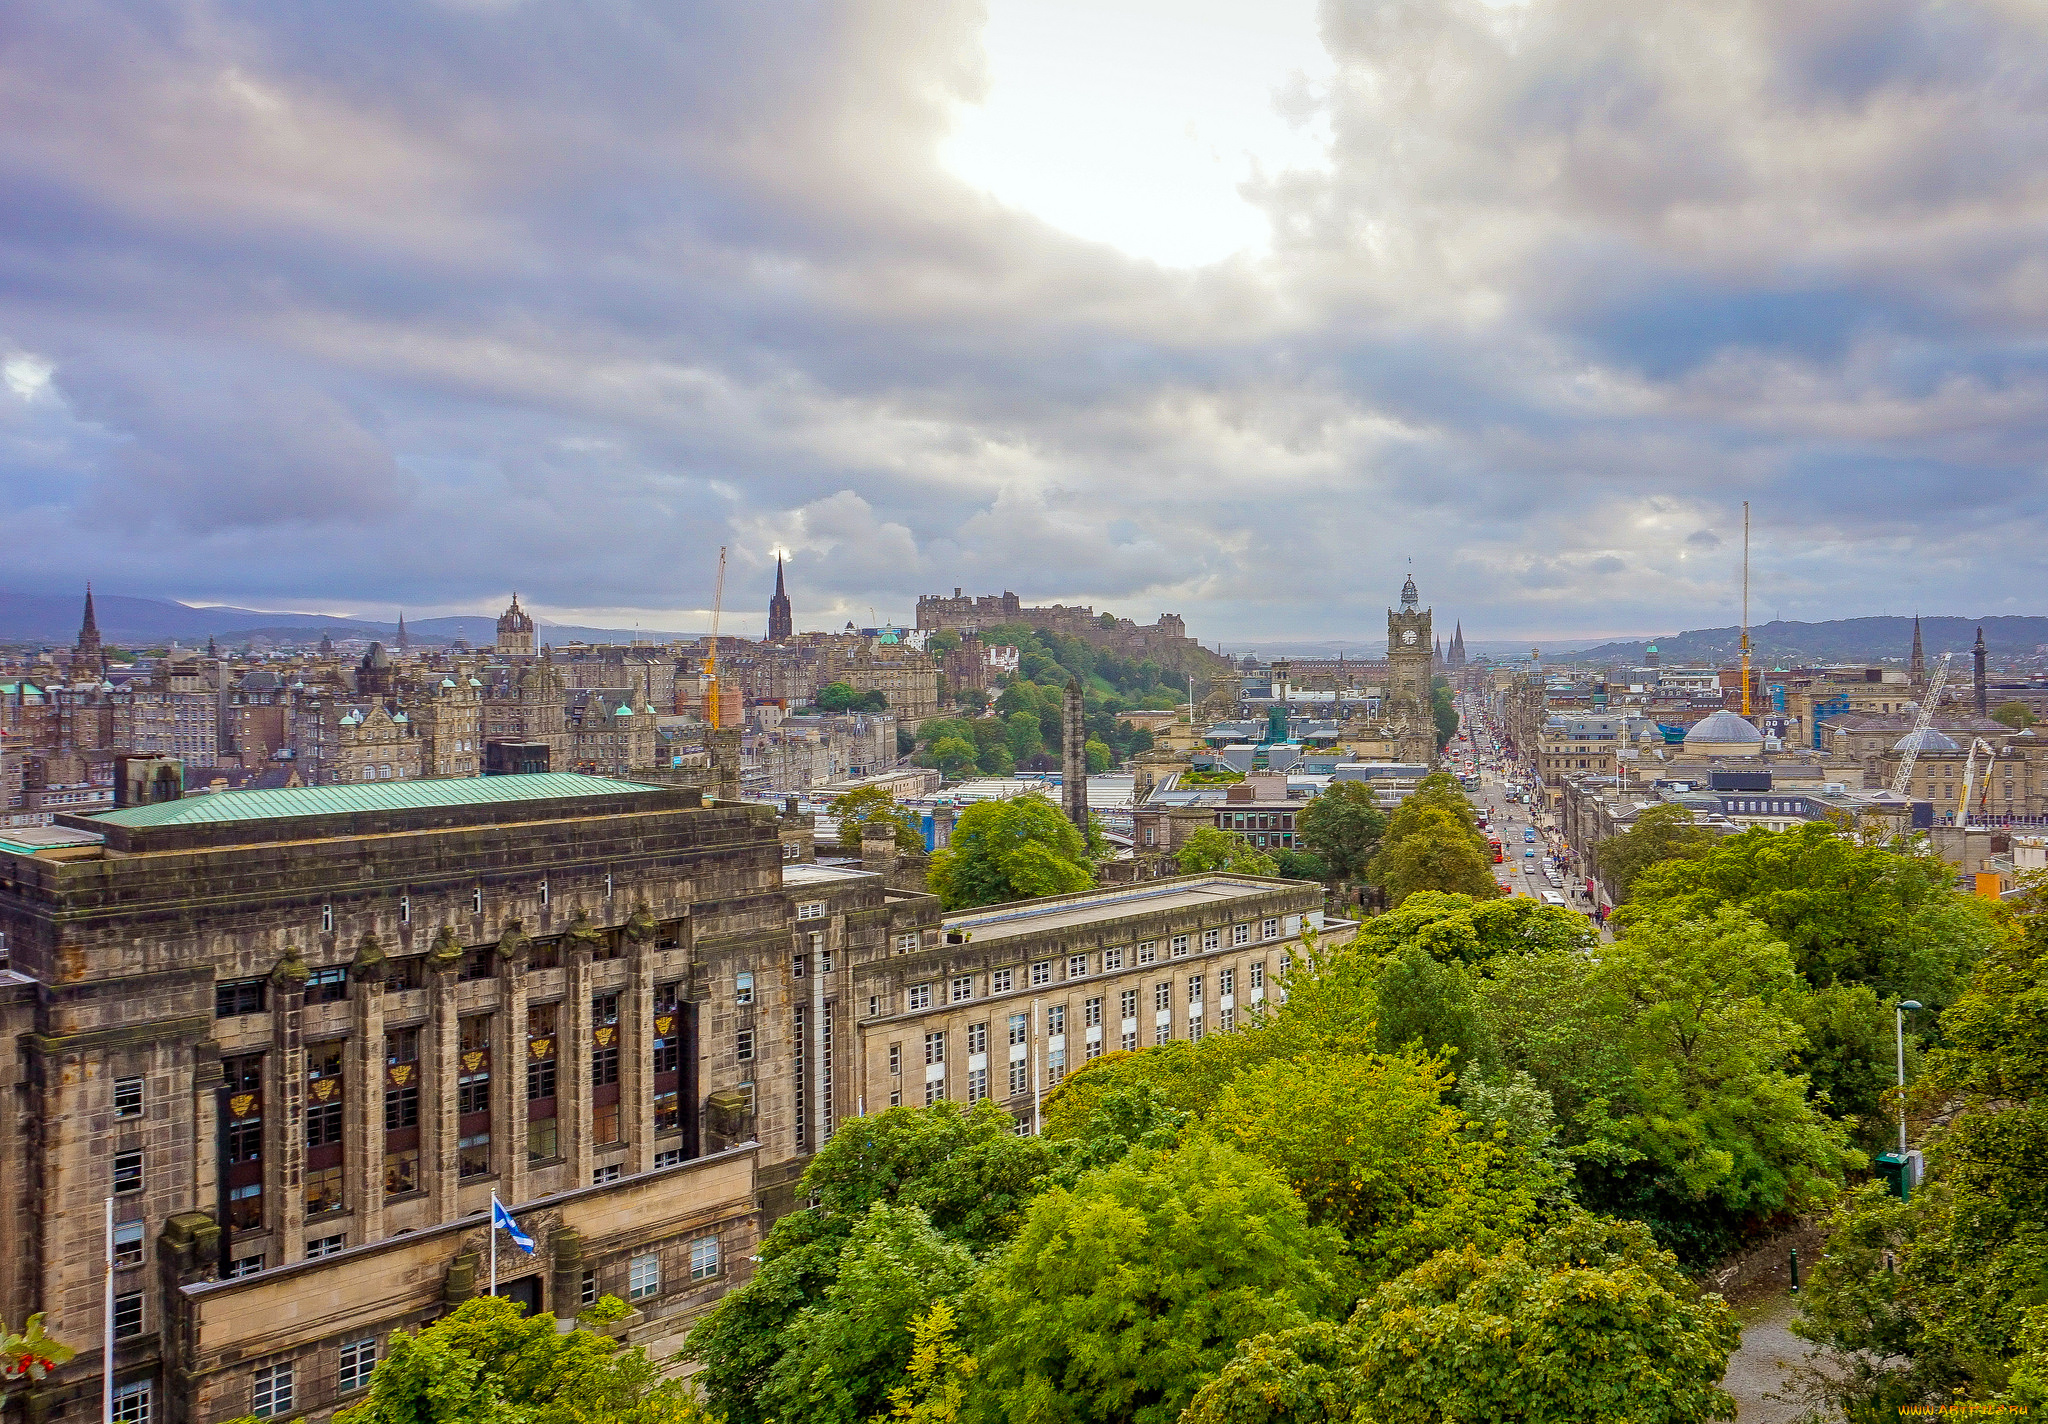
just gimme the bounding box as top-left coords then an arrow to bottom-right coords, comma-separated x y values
1896,999 -> 1923,1157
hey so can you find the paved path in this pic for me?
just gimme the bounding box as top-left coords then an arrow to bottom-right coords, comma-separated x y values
1723,1292 -> 1811,1423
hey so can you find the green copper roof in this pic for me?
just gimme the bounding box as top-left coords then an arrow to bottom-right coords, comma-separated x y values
90,773 -> 666,828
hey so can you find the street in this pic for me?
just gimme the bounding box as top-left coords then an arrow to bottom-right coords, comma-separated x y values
1451,693 -> 1602,924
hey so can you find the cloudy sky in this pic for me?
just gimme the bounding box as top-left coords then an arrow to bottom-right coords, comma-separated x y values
2,0 -> 2044,643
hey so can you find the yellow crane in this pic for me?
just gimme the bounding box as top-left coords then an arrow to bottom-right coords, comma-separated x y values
1958,736 -> 2000,827
704,546 -> 727,729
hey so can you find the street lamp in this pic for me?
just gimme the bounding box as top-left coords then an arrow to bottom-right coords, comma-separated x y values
1896,1000 -> 1923,1158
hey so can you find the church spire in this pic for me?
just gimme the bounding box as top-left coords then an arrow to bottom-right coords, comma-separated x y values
767,552 -> 793,641
1910,613 -> 1925,686
75,582 -> 105,675
396,610 -> 408,651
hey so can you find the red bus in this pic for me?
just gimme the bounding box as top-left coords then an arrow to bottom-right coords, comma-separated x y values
1488,836 -> 1504,863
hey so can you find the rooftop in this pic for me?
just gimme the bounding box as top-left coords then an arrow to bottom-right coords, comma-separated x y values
88,773 -> 665,828
943,875 -> 1301,942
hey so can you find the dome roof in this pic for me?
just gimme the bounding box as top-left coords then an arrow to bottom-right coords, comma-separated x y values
1894,727 -> 1960,754
1684,710 -> 1765,745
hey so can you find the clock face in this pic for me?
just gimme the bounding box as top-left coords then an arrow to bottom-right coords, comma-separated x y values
1402,630 -> 1417,646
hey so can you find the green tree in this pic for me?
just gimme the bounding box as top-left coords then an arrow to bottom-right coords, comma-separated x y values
926,796 -> 1093,908
1482,908 -> 1857,1261
978,742 -> 1015,776
1275,848 -> 1331,881
970,1137 -> 1346,1424
1792,890 -> 2048,1414
929,736 -> 979,778
1350,891 -> 1592,967
1991,699 -> 2036,730
1295,781 -> 1386,881
1084,737 -> 1111,773
875,1301 -> 977,1424
1375,808 -> 1498,906
1191,1215 -> 1738,1424
340,1295 -> 714,1424
1176,826 -> 1279,877
927,630 -> 964,658
1430,680 -> 1459,751
831,785 -> 924,854
1620,821 -> 1997,1005
818,682 -> 890,713
1208,1052 -> 1547,1285
1370,945 -> 1488,1077
757,1205 -> 978,1424
1004,709 -> 1045,764
1589,803 -> 1714,903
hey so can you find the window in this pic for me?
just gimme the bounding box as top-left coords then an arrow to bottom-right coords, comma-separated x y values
307,966 -> 348,1003
992,969 -> 1013,993
252,1361 -> 294,1418
592,992 -> 620,1026
1049,1046 -> 1066,1082
114,1151 -> 143,1195
338,1336 -> 377,1393
1047,1004 -> 1064,1034
735,971 -> 754,1006
386,1028 -> 419,1065
1121,1028 -> 1137,1051
1120,988 -> 1137,1018
114,1077 -> 144,1118
735,1030 -> 755,1063
384,1084 -> 419,1130
528,1119 -> 559,1161
690,1235 -> 722,1281
797,901 -> 826,920
1220,1006 -> 1235,1033
1067,954 -> 1088,979
593,1163 -> 622,1185
384,1149 -> 418,1196
114,1291 -> 143,1339
1009,1061 -> 1028,1094
1154,983 -> 1171,1012
951,975 -> 973,1003
888,1043 -> 902,1076
1008,1013 -> 1027,1046
925,1031 -> 946,1065
895,932 -> 919,953
628,1252 -> 661,1300
114,1220 -> 145,1267
112,1381 -> 151,1424
1139,941 -> 1158,964
1233,924 -> 1250,946
967,1022 -> 988,1054
1188,976 -> 1203,1004
322,904 -> 334,933
1203,929 -> 1220,952
593,1102 -> 620,1145
308,1234 -> 347,1260
1220,967 -> 1234,996
225,1252 -> 265,1279
1084,997 -> 1101,1027
1153,1022 -> 1170,1045
215,979 -> 266,1018
458,1133 -> 492,1178
1170,935 -> 1189,958
906,983 -> 932,1011
968,1066 -> 988,1101
580,1269 -> 599,1306
305,1165 -> 344,1214
1031,961 -> 1051,986
1103,947 -> 1124,970
458,1073 -> 490,1116
655,1147 -> 684,1168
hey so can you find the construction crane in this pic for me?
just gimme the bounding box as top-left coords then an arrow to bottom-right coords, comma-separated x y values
1889,651 -> 1954,798
704,545 -> 728,730
1740,501 -> 1751,718
1958,736 -> 2000,827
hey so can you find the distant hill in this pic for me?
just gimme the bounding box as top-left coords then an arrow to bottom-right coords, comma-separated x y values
0,589 -> 700,648
1565,616 -> 2048,667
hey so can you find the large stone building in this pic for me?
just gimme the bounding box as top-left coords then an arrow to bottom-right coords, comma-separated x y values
1384,576 -> 1436,766
0,769 -> 1339,1424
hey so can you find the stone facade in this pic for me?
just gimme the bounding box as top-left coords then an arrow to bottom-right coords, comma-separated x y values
1385,577 -> 1436,766
817,642 -> 941,727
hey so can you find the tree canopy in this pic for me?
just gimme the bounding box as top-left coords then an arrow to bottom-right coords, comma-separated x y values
1590,802 -> 1714,903
1176,826 -> 1279,877
926,796 -> 1095,909
1294,781 -> 1386,881
816,681 -> 889,713
829,784 -> 924,853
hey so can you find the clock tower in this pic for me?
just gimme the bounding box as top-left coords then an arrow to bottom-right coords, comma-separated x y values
1386,574 -> 1436,765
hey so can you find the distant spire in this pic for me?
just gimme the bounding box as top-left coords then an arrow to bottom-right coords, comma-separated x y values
1909,613 -> 1925,685
767,552 -> 793,641
397,610 -> 408,651
75,582 -> 105,673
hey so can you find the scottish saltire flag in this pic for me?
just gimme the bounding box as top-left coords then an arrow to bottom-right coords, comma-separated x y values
492,1195 -> 535,1254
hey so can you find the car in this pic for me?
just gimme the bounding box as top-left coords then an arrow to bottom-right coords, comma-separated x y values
1523,848 -> 1536,858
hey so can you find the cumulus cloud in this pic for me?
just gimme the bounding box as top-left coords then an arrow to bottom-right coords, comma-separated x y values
0,0 -> 2042,638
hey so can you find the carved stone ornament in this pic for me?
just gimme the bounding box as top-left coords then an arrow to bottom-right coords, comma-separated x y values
427,924 -> 465,969
496,918 -> 532,963
623,902 -> 658,944
562,909 -> 605,951
349,930 -> 388,981
269,943 -> 311,989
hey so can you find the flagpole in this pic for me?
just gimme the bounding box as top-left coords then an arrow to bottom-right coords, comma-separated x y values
102,1197 -> 114,1424
489,1191 -> 498,1298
